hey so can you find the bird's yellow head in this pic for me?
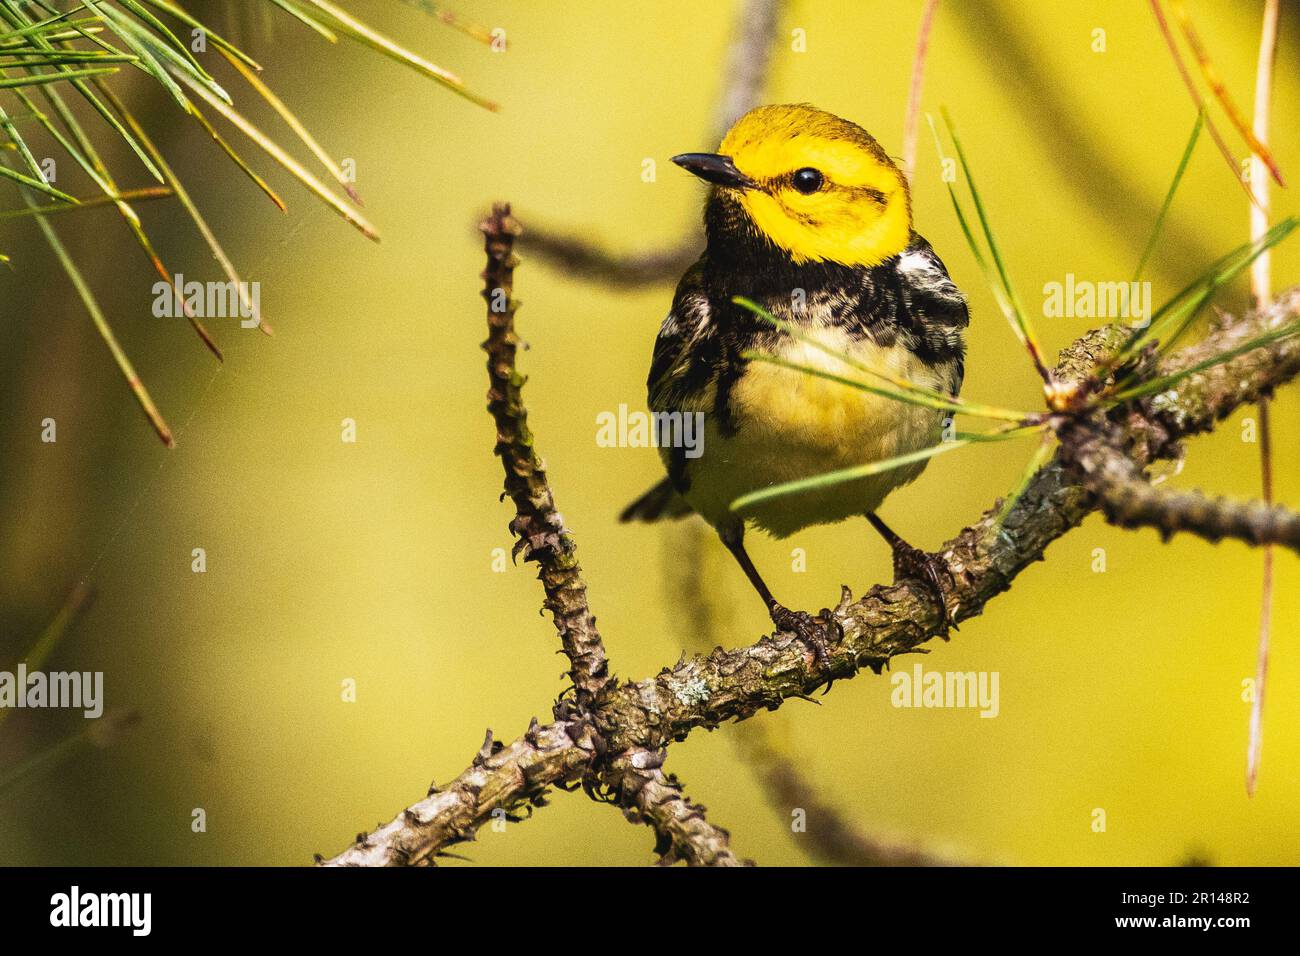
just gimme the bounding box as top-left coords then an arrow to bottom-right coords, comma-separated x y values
674,104 -> 912,268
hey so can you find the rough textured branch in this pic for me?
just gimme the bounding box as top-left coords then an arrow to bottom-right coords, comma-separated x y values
325,207 -> 742,867
479,205 -> 740,865
726,705 -> 969,865
666,520 -> 965,865
480,204 -> 610,708
1068,425 -> 1300,551
606,747 -> 749,866
321,719 -> 593,867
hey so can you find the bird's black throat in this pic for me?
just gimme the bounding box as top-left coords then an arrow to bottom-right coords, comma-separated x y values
700,190 -> 886,308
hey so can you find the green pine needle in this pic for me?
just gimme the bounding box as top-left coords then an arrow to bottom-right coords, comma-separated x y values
927,111 -> 1050,383
993,432 -> 1056,528
731,440 -> 970,513
1,0 -> 498,445
1111,318 -> 1300,403
1133,108 -> 1204,283
936,107 -> 1050,382
732,296 -> 1028,422
1104,216 -> 1300,390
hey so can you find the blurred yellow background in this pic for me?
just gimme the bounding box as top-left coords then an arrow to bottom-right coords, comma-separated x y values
1,0 -> 1298,865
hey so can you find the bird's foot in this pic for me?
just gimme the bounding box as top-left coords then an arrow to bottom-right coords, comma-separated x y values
890,542 -> 957,633
769,603 -> 842,667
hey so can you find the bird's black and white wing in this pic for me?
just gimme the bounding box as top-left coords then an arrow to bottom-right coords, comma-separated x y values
647,258 -> 717,413
895,234 -> 969,391
621,260 -> 716,523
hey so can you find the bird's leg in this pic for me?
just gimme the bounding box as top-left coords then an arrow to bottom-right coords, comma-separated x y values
866,512 -> 956,632
719,524 -> 840,665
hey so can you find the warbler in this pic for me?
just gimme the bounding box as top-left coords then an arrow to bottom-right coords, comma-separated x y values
620,104 -> 968,660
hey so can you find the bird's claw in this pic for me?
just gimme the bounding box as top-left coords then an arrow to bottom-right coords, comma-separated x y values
891,543 -> 957,633
770,604 -> 842,667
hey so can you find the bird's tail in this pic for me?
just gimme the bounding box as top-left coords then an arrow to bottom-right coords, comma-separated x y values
619,478 -> 693,523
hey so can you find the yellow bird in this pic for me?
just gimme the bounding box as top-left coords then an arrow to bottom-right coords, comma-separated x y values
621,104 -> 968,660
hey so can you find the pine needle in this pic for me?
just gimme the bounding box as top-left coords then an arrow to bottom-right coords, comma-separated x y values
1246,0 -> 1280,800
992,430 -> 1056,528
0,0 -> 164,181
172,65 -> 379,241
0,184 -> 170,219
265,0 -> 338,42
732,295 -> 1028,422
4,155 -> 174,446
0,63 -> 116,87
1104,216 -> 1299,380
220,46 -> 362,205
0,154 -> 75,199
1166,0 -> 1284,186
135,0 -> 262,71
14,78 -> 223,359
927,111 -> 1051,384
901,0 -> 939,182
1133,108 -> 1203,283
301,0 -> 498,111
0,710 -> 139,794
1148,217 -> 1297,358
1110,316 -> 1300,403
185,97 -> 287,212
740,348 -> 1017,424
97,81 -> 269,333
1147,0 -> 1260,207
731,439 -> 972,513
400,1 -> 500,48
0,583 -> 95,730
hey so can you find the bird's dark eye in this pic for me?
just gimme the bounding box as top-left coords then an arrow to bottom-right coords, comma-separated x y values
792,167 -> 824,193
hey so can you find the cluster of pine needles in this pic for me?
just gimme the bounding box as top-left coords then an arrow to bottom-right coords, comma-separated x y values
0,0 -> 498,447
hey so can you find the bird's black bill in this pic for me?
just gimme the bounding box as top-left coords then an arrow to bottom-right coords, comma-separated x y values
671,152 -> 757,189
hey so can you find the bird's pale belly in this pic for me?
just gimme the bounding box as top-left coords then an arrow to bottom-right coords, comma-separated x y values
676,335 -> 953,539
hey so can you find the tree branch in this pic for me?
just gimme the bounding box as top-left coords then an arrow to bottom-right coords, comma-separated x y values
1067,426 -> 1300,550
516,227 -> 700,289
326,207 -> 744,867
665,520 -> 969,865
712,0 -> 783,140
480,205 -> 610,708
725,707 -> 970,865
320,719 -> 594,867
605,747 -> 750,866
480,204 -> 740,865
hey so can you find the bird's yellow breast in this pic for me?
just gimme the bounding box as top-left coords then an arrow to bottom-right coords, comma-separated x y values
734,337 -> 939,443
678,328 -> 953,538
